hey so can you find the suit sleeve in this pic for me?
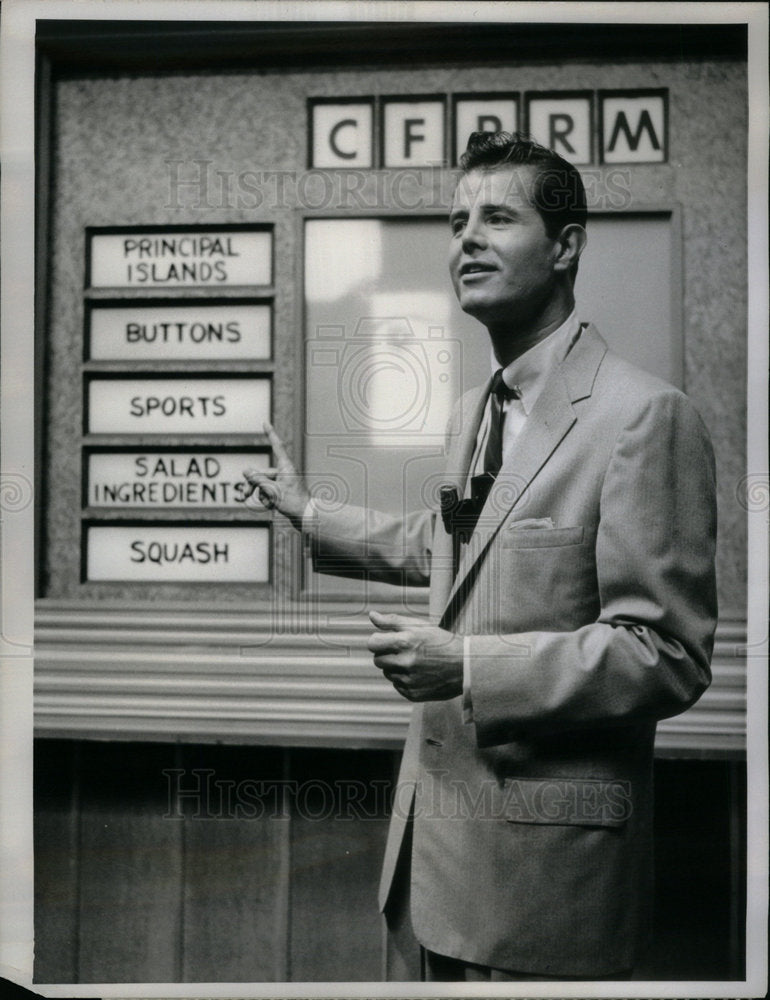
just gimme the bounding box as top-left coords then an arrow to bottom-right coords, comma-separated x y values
302,394 -> 467,587
468,390 -> 718,745
305,503 -> 435,587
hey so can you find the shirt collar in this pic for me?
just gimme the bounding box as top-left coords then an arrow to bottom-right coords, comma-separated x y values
490,310 -> 582,415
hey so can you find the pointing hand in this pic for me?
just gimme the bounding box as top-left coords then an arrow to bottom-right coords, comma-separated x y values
238,423 -> 310,530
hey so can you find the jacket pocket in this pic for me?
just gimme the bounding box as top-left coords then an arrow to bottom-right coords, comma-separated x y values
502,525 -> 584,549
501,777 -> 631,828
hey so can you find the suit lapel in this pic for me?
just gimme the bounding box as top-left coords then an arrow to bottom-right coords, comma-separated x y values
441,325 -> 608,625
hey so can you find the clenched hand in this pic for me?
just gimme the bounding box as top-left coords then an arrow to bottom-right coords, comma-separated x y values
368,610 -> 463,702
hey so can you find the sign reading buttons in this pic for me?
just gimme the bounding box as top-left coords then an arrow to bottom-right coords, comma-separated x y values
88,302 -> 271,361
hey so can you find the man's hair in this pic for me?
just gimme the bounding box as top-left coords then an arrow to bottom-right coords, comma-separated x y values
459,131 -> 587,238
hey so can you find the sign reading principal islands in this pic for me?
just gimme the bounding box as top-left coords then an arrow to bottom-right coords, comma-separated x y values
87,451 -> 270,508
86,377 -> 271,434
87,227 -> 272,289
86,525 -> 269,582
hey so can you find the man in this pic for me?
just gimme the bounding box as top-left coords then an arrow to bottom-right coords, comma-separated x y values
240,132 -> 717,981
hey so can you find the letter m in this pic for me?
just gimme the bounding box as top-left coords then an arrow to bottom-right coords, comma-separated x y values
607,109 -> 661,154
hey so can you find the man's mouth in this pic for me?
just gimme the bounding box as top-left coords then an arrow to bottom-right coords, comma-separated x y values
460,261 -> 496,278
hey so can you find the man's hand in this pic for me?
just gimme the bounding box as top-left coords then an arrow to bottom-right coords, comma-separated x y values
368,610 -> 463,702
238,423 -> 310,531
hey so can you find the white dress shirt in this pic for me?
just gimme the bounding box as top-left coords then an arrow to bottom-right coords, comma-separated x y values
462,310 -> 583,717
468,309 -> 583,481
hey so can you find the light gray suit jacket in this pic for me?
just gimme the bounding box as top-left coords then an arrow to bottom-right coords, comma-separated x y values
308,324 -> 717,976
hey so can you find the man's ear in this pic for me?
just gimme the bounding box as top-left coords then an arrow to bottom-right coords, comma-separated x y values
553,224 -> 587,274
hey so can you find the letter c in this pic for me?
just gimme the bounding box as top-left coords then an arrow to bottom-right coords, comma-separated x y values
329,119 -> 358,160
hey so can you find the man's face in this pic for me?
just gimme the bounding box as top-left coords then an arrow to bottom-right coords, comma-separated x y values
448,165 -> 561,330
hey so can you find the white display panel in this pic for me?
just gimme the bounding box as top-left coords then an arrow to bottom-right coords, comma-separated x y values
382,100 -> 445,167
454,98 -> 518,163
600,93 -> 667,163
527,95 -> 593,165
311,101 -> 373,168
88,230 -> 272,288
85,525 -> 269,582
89,303 -> 271,360
87,451 -> 269,508
87,378 -> 271,434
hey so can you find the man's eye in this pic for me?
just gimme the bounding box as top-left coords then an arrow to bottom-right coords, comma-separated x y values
488,213 -> 511,225
450,219 -> 465,235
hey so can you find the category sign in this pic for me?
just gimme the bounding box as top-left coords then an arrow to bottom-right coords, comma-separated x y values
88,229 -> 272,288
308,89 -> 668,167
599,91 -> 667,163
453,95 -> 518,164
86,525 -> 269,582
88,302 -> 271,360
382,98 -> 446,168
87,451 -> 270,508
310,99 -> 374,168
526,93 -> 593,165
86,377 -> 271,435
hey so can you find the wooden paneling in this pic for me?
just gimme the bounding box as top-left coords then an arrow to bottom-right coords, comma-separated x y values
180,745 -> 289,982
288,749 -> 390,981
34,741 -> 395,984
34,604 -> 747,757
34,740 -> 746,985
33,740 -> 80,982
76,742 -> 183,982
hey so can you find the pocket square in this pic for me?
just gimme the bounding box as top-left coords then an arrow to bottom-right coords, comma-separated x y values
508,517 -> 556,530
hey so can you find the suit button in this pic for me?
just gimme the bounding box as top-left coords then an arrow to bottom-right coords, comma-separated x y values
425,737 -> 443,747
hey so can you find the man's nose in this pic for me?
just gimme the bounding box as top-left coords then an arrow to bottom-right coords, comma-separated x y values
461,215 -> 487,251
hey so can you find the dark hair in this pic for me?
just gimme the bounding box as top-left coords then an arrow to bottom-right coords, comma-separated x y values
459,131 -> 587,238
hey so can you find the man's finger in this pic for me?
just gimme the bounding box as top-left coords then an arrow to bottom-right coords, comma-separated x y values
263,421 -> 294,469
368,630 -> 412,653
256,481 -> 280,509
244,467 -> 278,479
370,610 -> 425,631
369,610 -> 400,631
238,469 -> 275,501
382,666 -> 408,682
242,468 -> 278,491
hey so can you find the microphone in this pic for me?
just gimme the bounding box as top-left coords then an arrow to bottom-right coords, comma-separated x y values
439,486 -> 461,534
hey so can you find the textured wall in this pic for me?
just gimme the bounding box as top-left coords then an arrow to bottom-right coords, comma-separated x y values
43,57 -> 747,611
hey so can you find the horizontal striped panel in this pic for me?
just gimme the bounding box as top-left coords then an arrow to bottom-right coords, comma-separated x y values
34,602 -> 746,755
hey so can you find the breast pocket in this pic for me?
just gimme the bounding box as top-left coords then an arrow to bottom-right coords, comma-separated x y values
502,525 -> 584,549
496,524 -> 599,630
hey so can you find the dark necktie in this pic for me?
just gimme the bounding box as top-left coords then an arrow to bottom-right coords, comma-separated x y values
482,368 -> 520,479
439,369 -> 521,556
